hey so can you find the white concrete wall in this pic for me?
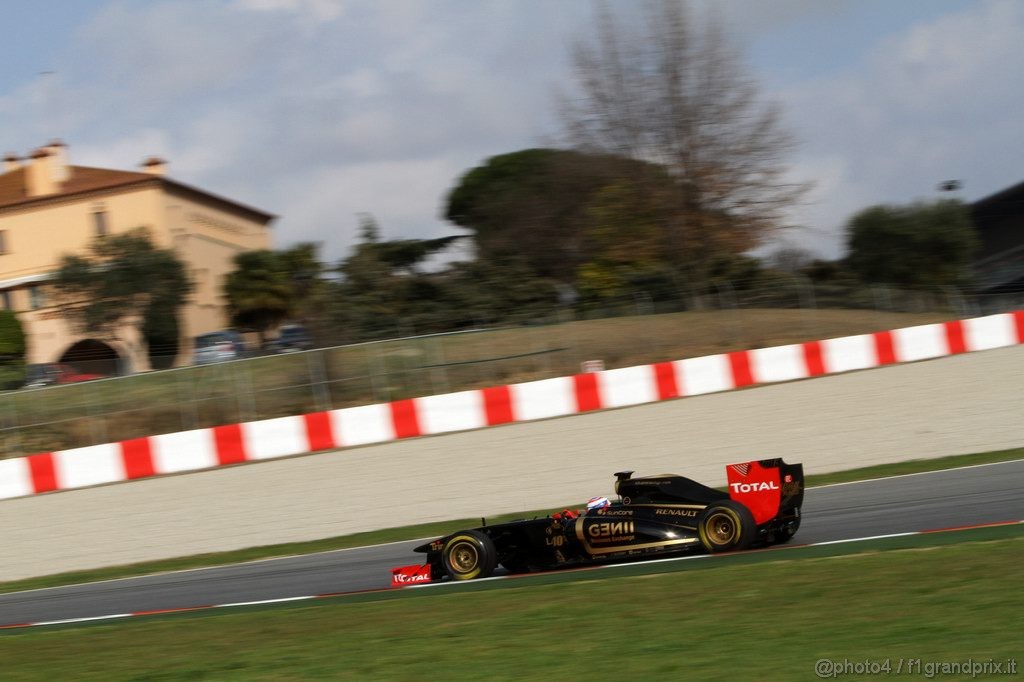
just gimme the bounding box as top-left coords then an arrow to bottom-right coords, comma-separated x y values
1,344 -> 1021,582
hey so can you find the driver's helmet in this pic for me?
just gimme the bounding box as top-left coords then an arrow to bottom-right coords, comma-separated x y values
586,496 -> 611,512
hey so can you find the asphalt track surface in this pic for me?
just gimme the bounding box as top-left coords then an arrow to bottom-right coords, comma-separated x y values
2,460 -> 1022,626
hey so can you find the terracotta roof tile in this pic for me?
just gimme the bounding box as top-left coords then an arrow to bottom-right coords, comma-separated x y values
0,165 -> 157,210
0,163 -> 275,222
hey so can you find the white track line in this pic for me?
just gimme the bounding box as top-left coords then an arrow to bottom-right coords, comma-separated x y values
3,520 -> 1019,631
810,458 -> 1024,489
3,458 -> 1021,599
0,536 -> 436,598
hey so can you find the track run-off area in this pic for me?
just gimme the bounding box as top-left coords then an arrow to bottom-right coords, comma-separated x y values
2,458 -> 1021,630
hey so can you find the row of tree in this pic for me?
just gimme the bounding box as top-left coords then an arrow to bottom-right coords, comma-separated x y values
4,0 -> 979,382
29,184 -> 973,379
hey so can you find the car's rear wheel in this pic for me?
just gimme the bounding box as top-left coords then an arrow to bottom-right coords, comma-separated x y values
697,500 -> 756,553
442,530 -> 497,580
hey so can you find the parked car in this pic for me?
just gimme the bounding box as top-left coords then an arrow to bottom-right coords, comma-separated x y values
193,330 -> 246,365
24,363 -> 105,388
266,324 -> 312,354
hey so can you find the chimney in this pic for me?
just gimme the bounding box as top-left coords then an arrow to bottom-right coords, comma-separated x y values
44,139 -> 70,183
26,148 -> 58,197
141,156 -> 168,176
2,153 -> 20,174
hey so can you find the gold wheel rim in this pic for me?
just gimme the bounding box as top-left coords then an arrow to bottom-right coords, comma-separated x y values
707,512 -> 737,545
450,542 -> 479,573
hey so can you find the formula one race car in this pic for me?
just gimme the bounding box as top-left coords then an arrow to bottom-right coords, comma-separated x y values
391,459 -> 803,585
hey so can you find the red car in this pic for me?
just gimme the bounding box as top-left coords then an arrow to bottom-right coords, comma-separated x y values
24,363 -> 105,388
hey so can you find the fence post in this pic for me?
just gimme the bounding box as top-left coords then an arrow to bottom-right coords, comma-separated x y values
794,275 -> 819,338
365,342 -> 387,403
176,368 -> 198,431
429,336 -> 449,396
87,382 -> 107,446
939,285 -> 970,318
2,391 -> 24,459
307,350 -> 332,413
714,282 -> 743,348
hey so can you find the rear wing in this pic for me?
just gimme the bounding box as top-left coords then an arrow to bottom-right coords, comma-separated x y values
726,459 -> 804,525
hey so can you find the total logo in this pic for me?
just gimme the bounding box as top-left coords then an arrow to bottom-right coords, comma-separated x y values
393,571 -> 432,584
729,481 -> 779,493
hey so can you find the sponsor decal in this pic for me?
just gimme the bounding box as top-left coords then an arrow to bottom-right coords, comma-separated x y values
730,463 -> 752,477
586,521 -> 636,543
391,565 -> 433,587
655,508 -> 700,518
545,535 -> 566,547
726,461 -> 783,525
729,481 -> 779,493
596,509 -> 633,516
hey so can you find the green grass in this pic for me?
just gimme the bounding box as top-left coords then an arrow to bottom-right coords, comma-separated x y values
2,527 -> 1021,680
1,446 -> 1019,597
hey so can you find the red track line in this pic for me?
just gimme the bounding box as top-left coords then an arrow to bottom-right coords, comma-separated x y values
2,519 -> 1020,632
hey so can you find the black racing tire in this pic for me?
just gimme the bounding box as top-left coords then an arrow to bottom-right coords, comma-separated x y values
697,500 -> 756,553
442,530 -> 498,581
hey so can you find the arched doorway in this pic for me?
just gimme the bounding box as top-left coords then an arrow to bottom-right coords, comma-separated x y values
58,339 -> 121,377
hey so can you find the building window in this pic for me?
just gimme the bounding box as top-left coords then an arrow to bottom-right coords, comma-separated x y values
94,210 -> 108,237
29,285 -> 44,310
0,230 -> 7,254
0,290 -> 10,310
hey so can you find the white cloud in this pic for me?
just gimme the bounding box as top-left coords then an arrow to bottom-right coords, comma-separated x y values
274,156 -> 468,248
72,128 -> 173,171
695,0 -> 860,35
774,0 -> 1024,258
5,0 -> 1017,270
232,0 -> 347,23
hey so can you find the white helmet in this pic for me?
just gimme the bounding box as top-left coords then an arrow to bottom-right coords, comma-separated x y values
586,496 -> 611,511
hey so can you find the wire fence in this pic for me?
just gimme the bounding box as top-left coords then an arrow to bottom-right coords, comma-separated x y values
1,280 -> 1021,459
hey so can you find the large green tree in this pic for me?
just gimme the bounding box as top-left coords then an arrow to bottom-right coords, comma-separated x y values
0,310 -> 27,390
53,229 -> 192,368
445,148 -> 644,282
325,215 -> 471,342
223,250 -> 295,346
845,199 -> 979,288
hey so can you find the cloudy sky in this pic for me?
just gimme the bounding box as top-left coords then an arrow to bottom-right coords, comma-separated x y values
1,0 -> 1020,262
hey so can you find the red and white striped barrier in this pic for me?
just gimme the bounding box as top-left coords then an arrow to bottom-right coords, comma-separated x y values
1,311 -> 1021,501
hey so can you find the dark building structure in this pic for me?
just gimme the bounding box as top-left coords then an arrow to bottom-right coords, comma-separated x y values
971,180 -> 1024,293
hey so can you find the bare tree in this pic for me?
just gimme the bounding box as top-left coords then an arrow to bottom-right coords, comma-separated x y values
560,0 -> 807,283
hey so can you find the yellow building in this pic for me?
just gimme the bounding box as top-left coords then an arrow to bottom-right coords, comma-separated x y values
0,140 -> 274,373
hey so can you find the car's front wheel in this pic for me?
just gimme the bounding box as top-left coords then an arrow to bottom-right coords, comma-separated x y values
442,530 -> 497,580
697,500 -> 756,553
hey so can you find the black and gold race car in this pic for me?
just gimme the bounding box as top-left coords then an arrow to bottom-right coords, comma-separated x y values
391,459 -> 803,585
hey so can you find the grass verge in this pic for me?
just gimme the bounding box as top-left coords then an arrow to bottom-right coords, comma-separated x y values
1,446 -> 1020,597
3,308 -> 951,455
1,525 -> 1021,680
